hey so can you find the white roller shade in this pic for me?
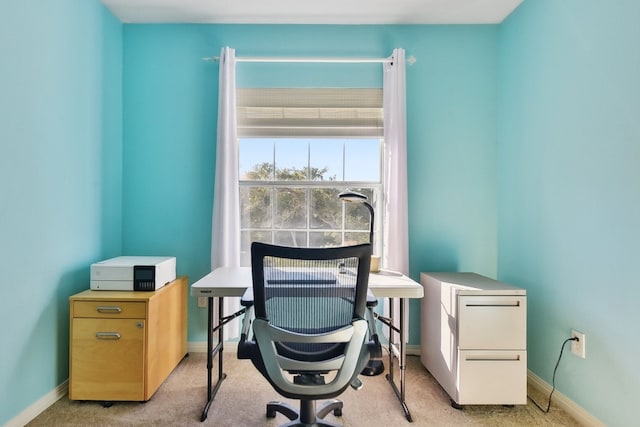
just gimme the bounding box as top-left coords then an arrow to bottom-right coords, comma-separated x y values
237,88 -> 383,138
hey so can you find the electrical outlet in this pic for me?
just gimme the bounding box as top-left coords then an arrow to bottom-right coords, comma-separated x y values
571,329 -> 586,358
198,296 -> 207,308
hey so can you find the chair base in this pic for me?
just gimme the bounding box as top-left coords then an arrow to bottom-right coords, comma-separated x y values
267,399 -> 344,427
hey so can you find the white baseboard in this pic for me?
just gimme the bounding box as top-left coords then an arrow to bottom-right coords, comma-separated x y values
187,341 -> 211,353
5,380 -> 68,427
407,344 -> 420,356
527,370 -> 604,427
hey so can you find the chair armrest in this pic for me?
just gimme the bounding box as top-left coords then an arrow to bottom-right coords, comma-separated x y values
253,318 -> 369,398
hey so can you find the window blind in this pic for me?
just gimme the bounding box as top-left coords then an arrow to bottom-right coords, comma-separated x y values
236,88 -> 383,138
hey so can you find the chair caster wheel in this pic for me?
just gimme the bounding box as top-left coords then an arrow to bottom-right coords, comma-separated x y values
334,408 -> 342,416
266,409 -> 276,418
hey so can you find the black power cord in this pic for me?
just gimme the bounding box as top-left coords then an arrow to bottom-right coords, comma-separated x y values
528,336 -> 579,413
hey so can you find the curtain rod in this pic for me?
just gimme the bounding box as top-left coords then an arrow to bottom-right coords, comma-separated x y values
202,55 -> 416,65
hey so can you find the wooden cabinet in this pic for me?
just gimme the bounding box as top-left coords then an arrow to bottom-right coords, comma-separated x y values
420,272 -> 527,407
69,276 -> 188,402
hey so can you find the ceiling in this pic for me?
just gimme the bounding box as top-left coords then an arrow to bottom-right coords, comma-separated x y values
101,0 -> 524,25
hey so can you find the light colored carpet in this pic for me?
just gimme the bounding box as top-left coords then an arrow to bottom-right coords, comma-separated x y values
28,352 -> 580,426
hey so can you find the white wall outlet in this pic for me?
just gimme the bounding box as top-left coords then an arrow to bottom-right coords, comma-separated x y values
571,329 -> 586,358
198,296 -> 207,308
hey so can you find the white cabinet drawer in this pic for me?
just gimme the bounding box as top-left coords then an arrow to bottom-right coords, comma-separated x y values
457,350 -> 527,405
458,295 -> 526,349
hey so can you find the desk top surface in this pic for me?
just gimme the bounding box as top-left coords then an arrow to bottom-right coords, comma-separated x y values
191,266 -> 423,299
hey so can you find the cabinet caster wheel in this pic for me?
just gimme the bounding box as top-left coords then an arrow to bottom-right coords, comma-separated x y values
102,401 -> 113,408
450,400 -> 463,410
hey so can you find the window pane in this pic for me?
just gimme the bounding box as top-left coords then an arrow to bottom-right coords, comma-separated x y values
344,188 -> 374,230
310,188 -> 341,229
344,139 -> 380,181
240,187 -> 272,228
309,231 -> 342,248
345,204 -> 369,231
241,230 -> 273,266
274,188 -> 306,229
275,139 -> 308,180
241,230 -> 273,247
309,139 -> 344,181
274,231 -> 307,247
240,139 -> 274,180
344,232 -> 370,246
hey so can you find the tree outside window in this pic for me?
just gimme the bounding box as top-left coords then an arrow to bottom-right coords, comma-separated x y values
239,138 -> 381,265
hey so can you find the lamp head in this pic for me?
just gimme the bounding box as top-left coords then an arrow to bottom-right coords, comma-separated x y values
338,190 -> 368,203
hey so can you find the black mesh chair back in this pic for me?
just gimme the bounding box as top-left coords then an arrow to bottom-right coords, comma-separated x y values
253,243 -> 370,363
239,242 -> 373,426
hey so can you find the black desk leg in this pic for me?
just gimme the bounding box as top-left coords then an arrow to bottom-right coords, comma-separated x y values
385,297 -> 413,422
200,296 -> 227,422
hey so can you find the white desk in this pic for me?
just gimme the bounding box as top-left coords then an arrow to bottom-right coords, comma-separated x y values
191,267 -> 423,422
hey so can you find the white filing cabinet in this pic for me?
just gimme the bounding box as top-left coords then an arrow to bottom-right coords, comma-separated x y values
420,272 -> 527,407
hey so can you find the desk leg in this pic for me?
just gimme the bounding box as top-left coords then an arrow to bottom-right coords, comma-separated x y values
385,297 -> 413,422
200,296 -> 227,422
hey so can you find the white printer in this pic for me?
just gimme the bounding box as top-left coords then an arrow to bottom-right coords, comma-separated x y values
90,256 -> 176,291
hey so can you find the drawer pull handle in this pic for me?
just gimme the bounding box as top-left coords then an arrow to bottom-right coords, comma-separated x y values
96,306 -> 122,313
96,332 -> 121,340
466,355 -> 521,362
465,301 -> 521,307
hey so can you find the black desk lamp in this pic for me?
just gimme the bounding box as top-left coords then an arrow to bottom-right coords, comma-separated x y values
338,189 -> 384,376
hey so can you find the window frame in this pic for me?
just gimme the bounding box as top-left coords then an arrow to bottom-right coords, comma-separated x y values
236,88 -> 385,265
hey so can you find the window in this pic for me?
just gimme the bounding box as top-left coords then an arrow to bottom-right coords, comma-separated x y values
237,88 -> 383,265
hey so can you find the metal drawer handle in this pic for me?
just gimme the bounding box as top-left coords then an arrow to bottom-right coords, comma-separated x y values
466,355 -> 521,362
96,332 -> 121,340
465,301 -> 521,307
96,306 -> 122,313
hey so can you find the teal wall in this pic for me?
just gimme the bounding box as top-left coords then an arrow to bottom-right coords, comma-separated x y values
0,1 -> 122,424
498,0 -> 639,425
121,24 -> 499,343
10,2 -> 637,425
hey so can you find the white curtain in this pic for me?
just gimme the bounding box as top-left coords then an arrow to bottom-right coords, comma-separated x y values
382,48 -> 409,343
382,48 -> 409,275
211,47 -> 241,337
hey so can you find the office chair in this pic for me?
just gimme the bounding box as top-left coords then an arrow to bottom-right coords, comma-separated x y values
238,242 -> 379,427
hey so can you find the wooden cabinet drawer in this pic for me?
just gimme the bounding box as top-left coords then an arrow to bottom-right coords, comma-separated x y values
73,301 -> 146,319
457,350 -> 527,405
458,295 -> 526,350
69,318 -> 145,401
69,277 -> 188,402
